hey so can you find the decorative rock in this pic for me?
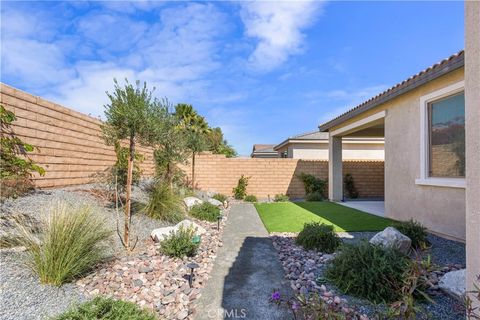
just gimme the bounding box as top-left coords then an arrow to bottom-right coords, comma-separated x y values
162,295 -> 175,305
369,227 -> 411,254
439,268 -> 466,299
175,220 -> 207,235
176,309 -> 189,319
139,266 -> 154,273
183,196 -> 203,210
151,226 -> 176,242
207,198 -> 223,207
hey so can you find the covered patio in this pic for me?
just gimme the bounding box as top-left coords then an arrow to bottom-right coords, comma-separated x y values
338,200 -> 385,217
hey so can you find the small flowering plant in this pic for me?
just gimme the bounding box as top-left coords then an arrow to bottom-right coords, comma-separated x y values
269,289 -> 356,320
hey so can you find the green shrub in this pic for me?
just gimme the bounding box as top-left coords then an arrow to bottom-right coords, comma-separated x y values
274,194 -> 289,202
189,202 -> 221,222
159,226 -> 199,258
325,241 -> 410,303
393,219 -> 429,249
244,195 -> 258,202
295,222 -> 341,253
16,202 -> 112,286
305,191 -> 324,201
298,173 -> 327,199
233,175 -> 249,199
142,182 -> 184,223
343,173 -> 359,199
54,296 -> 157,320
212,193 -> 228,203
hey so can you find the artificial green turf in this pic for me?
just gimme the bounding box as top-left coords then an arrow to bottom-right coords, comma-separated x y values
254,201 -> 394,233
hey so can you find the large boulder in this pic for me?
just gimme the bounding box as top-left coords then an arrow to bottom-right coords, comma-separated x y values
151,219 -> 206,243
150,226 -> 176,242
183,196 -> 203,210
207,198 -> 223,207
175,219 -> 206,235
369,227 -> 411,254
439,269 -> 466,300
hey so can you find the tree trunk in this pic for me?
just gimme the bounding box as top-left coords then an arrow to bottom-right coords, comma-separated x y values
124,136 -> 135,250
192,152 -> 196,190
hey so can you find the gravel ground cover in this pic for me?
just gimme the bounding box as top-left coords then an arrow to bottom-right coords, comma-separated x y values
0,252 -> 88,320
271,231 -> 466,320
0,185 -> 229,320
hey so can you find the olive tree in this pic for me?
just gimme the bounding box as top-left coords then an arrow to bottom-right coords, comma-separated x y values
102,79 -> 157,250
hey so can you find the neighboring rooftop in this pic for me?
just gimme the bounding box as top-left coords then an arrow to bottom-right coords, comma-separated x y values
251,144 -> 278,158
319,50 -> 464,131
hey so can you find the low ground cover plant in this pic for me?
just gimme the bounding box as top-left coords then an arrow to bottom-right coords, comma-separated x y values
295,222 -> 341,253
189,202 -> 221,222
393,219 -> 429,249
305,191 -> 324,202
244,195 -> 258,202
233,175 -> 249,199
212,193 -> 228,203
142,182 -> 184,223
159,226 -> 199,258
325,241 -> 410,303
54,296 -> 157,320
17,202 -> 112,286
274,194 -> 289,202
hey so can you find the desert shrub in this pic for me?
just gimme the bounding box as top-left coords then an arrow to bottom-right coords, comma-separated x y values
244,195 -> 258,202
233,175 -> 249,199
142,182 -> 184,223
212,193 -> 228,203
189,202 -> 221,222
159,226 -> 199,258
325,241 -> 410,303
295,222 -> 341,253
1,105 -> 45,199
16,202 -> 112,286
298,173 -> 327,199
343,173 -> 359,199
305,191 -> 324,202
393,219 -> 429,249
386,254 -> 432,319
54,296 -> 157,320
274,194 -> 289,202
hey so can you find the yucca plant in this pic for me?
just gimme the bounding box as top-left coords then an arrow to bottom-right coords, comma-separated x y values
142,182 -> 184,223
16,202 -> 112,286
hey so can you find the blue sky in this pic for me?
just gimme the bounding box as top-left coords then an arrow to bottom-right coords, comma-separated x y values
1,1 -> 464,155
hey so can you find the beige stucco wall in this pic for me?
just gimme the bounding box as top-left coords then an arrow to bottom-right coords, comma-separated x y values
465,0 -> 480,297
329,68 -> 466,240
277,142 -> 384,160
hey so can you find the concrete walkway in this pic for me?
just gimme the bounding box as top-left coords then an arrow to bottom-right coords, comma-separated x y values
338,200 -> 385,217
194,203 -> 291,320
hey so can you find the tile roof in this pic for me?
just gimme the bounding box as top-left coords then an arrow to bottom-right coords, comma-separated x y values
252,144 -> 276,153
319,50 -> 464,131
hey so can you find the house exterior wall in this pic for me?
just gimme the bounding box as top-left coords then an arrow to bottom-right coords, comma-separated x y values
465,0 -> 480,297
277,142 -> 384,160
329,68 -> 466,240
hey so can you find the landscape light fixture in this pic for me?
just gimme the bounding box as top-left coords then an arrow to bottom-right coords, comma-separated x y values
186,262 -> 199,288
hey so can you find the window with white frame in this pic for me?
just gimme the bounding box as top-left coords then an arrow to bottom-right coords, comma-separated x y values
417,81 -> 465,187
428,92 -> 465,177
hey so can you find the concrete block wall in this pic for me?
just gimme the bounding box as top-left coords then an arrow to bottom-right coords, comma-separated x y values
181,153 -> 384,199
0,83 -> 155,188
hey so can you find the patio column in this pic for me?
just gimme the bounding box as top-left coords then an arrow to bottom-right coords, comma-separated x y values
328,135 -> 343,201
465,0 -> 480,308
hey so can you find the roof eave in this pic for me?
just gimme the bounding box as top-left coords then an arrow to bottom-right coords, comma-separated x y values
319,52 -> 464,132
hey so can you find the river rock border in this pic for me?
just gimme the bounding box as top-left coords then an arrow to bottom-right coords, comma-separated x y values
76,206 -> 230,320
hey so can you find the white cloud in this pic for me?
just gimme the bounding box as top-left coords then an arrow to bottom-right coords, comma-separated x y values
1,2 -> 233,118
240,1 -> 325,71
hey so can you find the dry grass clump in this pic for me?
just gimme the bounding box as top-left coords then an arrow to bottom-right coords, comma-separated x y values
16,201 -> 112,286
